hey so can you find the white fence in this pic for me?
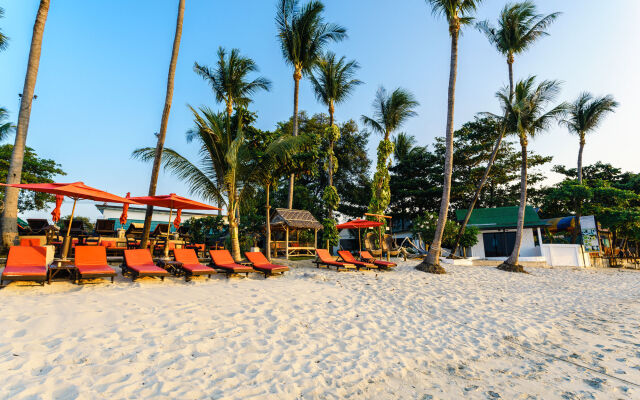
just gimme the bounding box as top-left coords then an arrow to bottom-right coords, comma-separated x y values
541,244 -> 590,267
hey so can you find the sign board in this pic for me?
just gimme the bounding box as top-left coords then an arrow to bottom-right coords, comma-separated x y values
580,215 -> 600,253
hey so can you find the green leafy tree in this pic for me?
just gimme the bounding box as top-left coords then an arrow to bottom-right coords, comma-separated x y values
361,87 -> 418,224
134,110 -> 310,261
453,1 -> 559,256
419,0 -> 482,274
0,107 -> 14,142
194,47 -> 272,118
493,77 -> 566,271
412,211 -> 478,252
0,144 -> 65,213
276,0 -> 346,208
0,7 -> 8,51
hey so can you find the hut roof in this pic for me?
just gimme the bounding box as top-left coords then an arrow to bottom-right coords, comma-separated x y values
270,208 -> 323,230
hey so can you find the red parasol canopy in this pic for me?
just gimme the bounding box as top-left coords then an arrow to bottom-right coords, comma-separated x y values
1,182 -> 140,204
336,219 -> 383,230
120,192 -> 131,225
130,193 -> 220,211
173,209 -> 182,229
51,195 -> 63,223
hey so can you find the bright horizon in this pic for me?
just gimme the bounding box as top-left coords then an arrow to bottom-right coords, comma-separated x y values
1,0 -> 638,220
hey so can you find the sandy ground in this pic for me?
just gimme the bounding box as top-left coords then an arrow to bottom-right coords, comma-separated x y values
0,260 -> 639,399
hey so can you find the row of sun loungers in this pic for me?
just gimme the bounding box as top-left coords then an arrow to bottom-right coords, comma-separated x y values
1,246 -> 394,287
0,246 -> 291,287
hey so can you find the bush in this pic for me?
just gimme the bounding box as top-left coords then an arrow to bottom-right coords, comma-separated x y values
411,211 -> 479,250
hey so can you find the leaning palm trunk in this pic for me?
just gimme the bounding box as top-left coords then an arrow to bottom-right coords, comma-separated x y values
265,184 -> 272,261
287,70 -> 302,209
450,60 -> 514,257
570,134 -> 586,244
1,0 -> 50,248
140,0 -> 185,249
418,28 -> 459,274
499,137 -> 528,272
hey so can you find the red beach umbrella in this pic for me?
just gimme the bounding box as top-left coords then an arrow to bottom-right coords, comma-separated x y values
130,193 -> 220,258
51,195 -> 63,223
173,209 -> 182,230
2,182 -> 140,260
120,192 -> 131,226
336,219 -> 384,252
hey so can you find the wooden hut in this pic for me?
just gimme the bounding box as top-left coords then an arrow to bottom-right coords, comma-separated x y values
270,208 -> 322,259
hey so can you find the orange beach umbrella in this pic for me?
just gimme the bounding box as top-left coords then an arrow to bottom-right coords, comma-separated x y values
2,182 -> 140,260
120,192 -> 131,225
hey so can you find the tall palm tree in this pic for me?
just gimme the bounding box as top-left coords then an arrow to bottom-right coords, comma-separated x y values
309,52 -> 361,191
276,0 -> 346,209
561,93 -> 618,184
560,92 -> 618,243
194,47 -> 272,118
392,132 -> 417,163
0,7 -> 9,51
134,108 -> 309,261
494,77 -> 566,272
1,0 -> 50,249
451,1 -> 559,257
362,87 -> 418,223
0,107 -> 13,141
140,0 -> 186,249
417,0 -> 481,274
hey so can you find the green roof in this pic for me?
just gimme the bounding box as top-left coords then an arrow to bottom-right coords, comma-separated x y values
454,206 -> 547,230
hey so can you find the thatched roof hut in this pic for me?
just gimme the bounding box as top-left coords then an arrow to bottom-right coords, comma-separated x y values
270,208 -> 323,230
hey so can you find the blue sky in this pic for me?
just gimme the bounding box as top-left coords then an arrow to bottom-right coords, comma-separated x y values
1,0 -> 638,219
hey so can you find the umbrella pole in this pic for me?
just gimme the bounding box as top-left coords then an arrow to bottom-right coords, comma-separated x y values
358,228 -> 362,253
165,208 -> 173,259
61,197 -> 77,260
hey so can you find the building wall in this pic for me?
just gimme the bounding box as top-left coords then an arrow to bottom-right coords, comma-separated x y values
469,228 -> 540,258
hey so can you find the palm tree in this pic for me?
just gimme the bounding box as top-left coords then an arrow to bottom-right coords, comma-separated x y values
0,7 -> 9,51
494,77 -> 566,272
2,0 -> 50,249
417,0 -> 481,274
362,87 -> 418,224
140,0 -> 186,249
309,52 -> 361,200
451,1 -> 559,257
392,132 -> 417,163
194,47 -> 272,118
560,92 -> 618,243
276,0 -> 347,208
561,93 -> 618,184
134,108 -> 309,261
0,107 -> 13,141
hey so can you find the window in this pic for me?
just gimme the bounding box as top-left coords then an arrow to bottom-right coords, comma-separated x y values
483,232 -> 516,257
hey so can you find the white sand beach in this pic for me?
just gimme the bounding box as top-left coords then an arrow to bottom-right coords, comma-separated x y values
1,260 -> 639,399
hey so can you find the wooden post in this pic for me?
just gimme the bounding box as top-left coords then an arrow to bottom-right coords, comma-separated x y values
285,227 -> 289,260
314,229 -> 318,249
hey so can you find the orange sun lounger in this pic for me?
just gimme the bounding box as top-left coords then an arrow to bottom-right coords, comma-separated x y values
359,250 -> 397,269
314,249 -> 356,271
208,250 -> 256,277
244,252 -> 289,278
74,246 -> 117,283
173,248 -> 216,281
123,249 -> 169,281
338,250 -> 377,270
1,246 -> 48,287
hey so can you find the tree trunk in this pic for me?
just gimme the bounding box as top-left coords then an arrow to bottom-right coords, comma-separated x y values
419,27 -> 458,273
577,134 -> 585,185
571,135 -> 586,244
1,0 -> 50,249
287,68 -> 302,209
449,58 -> 514,257
502,138 -> 528,269
265,183 -> 271,261
140,0 -> 185,249
328,103 -> 335,219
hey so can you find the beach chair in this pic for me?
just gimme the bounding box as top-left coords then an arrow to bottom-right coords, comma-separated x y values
172,248 -> 216,281
337,250 -> 377,270
94,219 -> 116,238
1,246 -> 48,287
364,232 -> 382,257
27,218 -> 49,235
383,234 -> 401,257
244,252 -> 289,278
208,250 -> 256,277
125,223 -> 144,239
122,249 -> 169,281
314,249 -> 356,271
74,246 -> 117,284
150,223 -> 170,238
359,250 -> 397,269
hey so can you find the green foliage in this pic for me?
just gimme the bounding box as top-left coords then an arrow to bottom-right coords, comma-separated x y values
326,124 -> 340,144
321,218 -> 339,247
0,144 -> 66,212
0,107 -> 13,141
181,215 -> 226,245
322,185 -> 340,211
0,7 -> 8,52
412,211 -> 478,249
310,53 -> 362,110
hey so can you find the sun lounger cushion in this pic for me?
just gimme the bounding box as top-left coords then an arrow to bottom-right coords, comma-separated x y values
124,249 -> 168,275
338,250 -> 376,269
209,250 -> 255,273
173,249 -> 215,274
245,252 -> 289,273
316,249 -> 355,268
74,246 -> 116,276
2,246 -> 48,278
359,251 -> 397,267
20,238 -> 41,247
